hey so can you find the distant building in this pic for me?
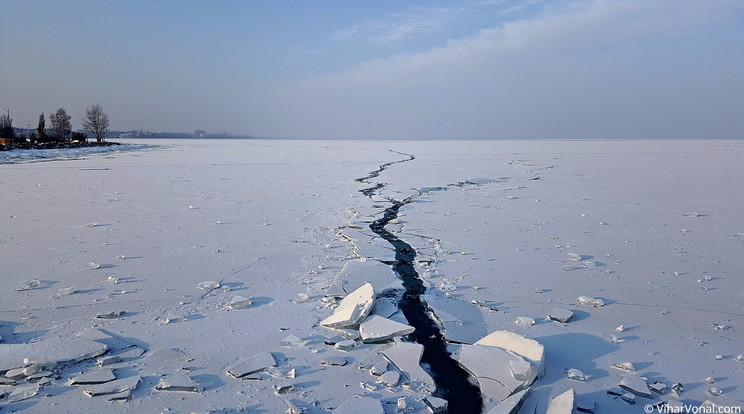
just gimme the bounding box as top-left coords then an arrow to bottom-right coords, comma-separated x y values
194,129 -> 206,139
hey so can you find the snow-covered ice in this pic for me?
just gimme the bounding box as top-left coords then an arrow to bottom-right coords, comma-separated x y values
1,139 -> 743,413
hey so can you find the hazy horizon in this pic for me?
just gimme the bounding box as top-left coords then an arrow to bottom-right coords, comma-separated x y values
2,0 -> 743,140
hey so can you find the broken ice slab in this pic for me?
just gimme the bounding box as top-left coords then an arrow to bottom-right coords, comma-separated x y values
68,368 -> 116,385
97,355 -> 121,367
359,315 -> 414,343
486,388 -> 530,414
155,372 -> 200,392
457,344 -> 534,409
84,376 -> 140,397
610,362 -> 636,372
423,294 -> 489,344
228,295 -> 252,310
227,352 -> 276,379
324,284 -> 346,299
320,356 -> 348,366
649,381 -> 667,393
376,370 -> 400,387
382,342 -> 435,389
619,376 -> 653,398
577,296 -> 605,307
58,287 -> 78,296
509,359 -> 538,382
424,395 -> 448,413
567,253 -> 583,261
683,212 -> 702,217
164,313 -> 187,324
1,337 -> 108,373
620,393 -> 636,404
274,383 -> 294,395
546,389 -> 575,414
7,384 -> 40,402
320,282 -> 375,329
5,367 -> 26,380
576,400 -> 596,413
566,368 -> 586,381
197,280 -> 220,290
334,396 -> 385,414
15,279 -> 40,291
548,308 -> 574,323
474,331 -> 546,378
707,387 -> 723,396
370,297 -> 398,318
334,339 -> 357,351
369,360 -> 388,375
76,328 -> 136,352
515,317 -> 535,328
96,310 -> 125,319
280,335 -> 305,348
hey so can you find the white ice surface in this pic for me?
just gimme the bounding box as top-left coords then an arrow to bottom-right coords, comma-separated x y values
1,139 -> 742,413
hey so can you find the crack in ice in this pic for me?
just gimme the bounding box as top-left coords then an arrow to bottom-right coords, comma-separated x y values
356,150 -> 483,413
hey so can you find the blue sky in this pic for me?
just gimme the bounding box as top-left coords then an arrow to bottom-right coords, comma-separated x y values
1,0 -> 743,139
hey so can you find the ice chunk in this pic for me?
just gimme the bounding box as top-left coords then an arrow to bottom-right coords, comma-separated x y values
5,367 -> 26,379
509,358 -> 537,382
424,396 -> 448,413
280,334 -> 305,348
369,360 -> 388,375
383,342 -> 435,389
7,384 -> 40,402
611,362 -> 636,372
576,400 -> 596,413
474,330 -> 546,378
515,317 -> 535,327
97,355 -> 122,366
616,325 -> 625,332
649,381 -> 667,393
95,310 -> 125,319
16,279 -> 40,291
84,376 -> 140,397
197,280 -> 220,290
619,376 -> 652,398
334,396 -> 384,414
334,339 -> 357,351
88,263 -> 100,270
68,369 -> 116,385
320,282 -> 375,329
228,295 -> 252,309
58,287 -> 78,296
376,370 -> 400,387
736,354 -> 743,362
359,315 -> 414,343
424,294 -> 489,343
620,393 -> 636,404
486,388 -> 530,414
548,308 -> 574,323
567,253 -> 583,261
227,352 -> 276,379
164,313 -> 187,324
546,389 -> 575,414
155,372 -> 200,392
708,387 -> 722,396
458,344 -> 534,406
566,368 -> 586,381
371,297 -> 398,318
577,296 -> 604,307
397,396 -> 408,412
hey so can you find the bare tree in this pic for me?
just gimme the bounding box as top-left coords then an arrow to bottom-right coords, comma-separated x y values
49,108 -> 72,141
82,104 -> 110,143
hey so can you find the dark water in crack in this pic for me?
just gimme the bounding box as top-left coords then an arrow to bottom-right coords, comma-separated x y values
358,151 -> 482,413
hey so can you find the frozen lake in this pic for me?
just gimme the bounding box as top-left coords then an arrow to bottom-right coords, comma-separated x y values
1,139 -> 742,413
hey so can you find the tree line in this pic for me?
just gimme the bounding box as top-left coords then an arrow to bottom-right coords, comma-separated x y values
0,104 -> 110,144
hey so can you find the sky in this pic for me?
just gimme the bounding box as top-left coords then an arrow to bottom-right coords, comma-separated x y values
1,0 -> 743,139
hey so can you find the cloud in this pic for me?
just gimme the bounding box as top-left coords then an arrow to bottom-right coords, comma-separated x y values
332,6 -> 465,45
264,0 -> 744,139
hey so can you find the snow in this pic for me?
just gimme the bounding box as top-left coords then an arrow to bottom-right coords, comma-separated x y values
1,139 -> 743,413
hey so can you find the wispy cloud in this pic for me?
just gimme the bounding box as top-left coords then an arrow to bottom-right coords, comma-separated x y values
332,6 -> 466,45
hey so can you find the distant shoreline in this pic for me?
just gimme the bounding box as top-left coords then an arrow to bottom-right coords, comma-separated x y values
0,140 -> 121,152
